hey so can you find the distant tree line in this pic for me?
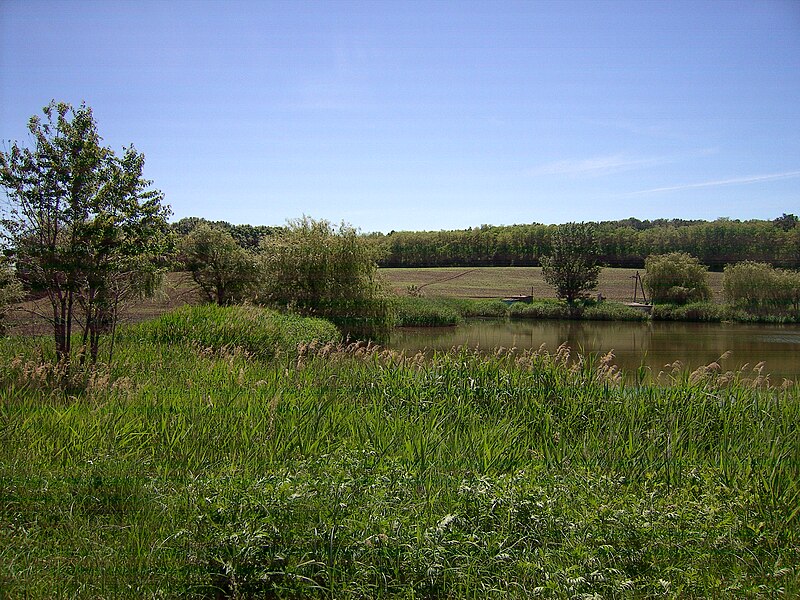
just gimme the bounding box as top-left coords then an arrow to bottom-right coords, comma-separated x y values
171,215 -> 799,270
367,217 -> 800,269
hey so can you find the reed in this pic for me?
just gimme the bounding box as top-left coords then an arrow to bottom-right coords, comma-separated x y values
0,314 -> 798,597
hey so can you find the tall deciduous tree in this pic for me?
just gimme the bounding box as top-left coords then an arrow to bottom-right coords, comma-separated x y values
541,222 -> 602,306
0,101 -> 171,365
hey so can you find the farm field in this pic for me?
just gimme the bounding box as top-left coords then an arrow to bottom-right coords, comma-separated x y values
379,266 -> 725,303
1,305 -> 798,597
4,267 -> 729,337
5,272 -> 204,336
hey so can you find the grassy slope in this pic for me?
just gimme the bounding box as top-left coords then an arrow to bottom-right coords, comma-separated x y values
1,310 -> 798,598
380,266 -> 725,303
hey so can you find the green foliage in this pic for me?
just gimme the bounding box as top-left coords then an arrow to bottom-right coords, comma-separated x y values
392,296 -> 462,326
0,258 -> 23,334
179,224 -> 258,305
446,297 -> 510,318
125,303 -> 340,359
172,216 -> 280,250
644,252 -> 712,305
650,302 -> 730,322
774,212 -> 798,231
510,299 -> 647,321
582,301 -> 650,321
724,261 -> 800,316
1,339 -> 798,597
258,217 -> 392,341
540,222 -> 602,305
509,299 -> 573,319
374,217 -> 800,269
0,101 -> 171,364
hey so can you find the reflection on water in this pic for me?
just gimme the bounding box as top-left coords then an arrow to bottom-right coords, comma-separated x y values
388,319 -> 800,382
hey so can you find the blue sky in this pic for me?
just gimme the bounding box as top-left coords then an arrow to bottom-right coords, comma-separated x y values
1,0 -> 799,232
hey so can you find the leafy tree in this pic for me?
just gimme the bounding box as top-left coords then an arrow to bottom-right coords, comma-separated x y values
774,213 -> 798,231
644,252 -> 711,305
257,217 -> 392,340
0,101 -> 171,365
540,222 -> 602,305
180,223 -> 258,305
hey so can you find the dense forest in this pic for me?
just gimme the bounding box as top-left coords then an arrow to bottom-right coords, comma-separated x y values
174,215 -> 800,270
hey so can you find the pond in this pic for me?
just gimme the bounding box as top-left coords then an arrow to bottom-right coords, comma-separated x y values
387,319 -> 800,383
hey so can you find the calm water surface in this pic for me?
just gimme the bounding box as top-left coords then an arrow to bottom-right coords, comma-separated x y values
388,320 -> 800,382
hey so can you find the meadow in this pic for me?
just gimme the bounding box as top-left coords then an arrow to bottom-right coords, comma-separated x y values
1,304 -> 798,598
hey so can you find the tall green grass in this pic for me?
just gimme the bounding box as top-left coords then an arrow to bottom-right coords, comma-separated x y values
395,297 -> 648,326
123,303 -> 340,358
392,296 -> 463,326
1,323 -> 798,597
509,299 -> 648,321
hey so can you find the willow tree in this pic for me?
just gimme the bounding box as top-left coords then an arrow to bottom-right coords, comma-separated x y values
258,217 -> 392,341
0,101 -> 171,366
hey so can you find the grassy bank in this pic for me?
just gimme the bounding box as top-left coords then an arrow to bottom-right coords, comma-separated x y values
1,305 -> 798,597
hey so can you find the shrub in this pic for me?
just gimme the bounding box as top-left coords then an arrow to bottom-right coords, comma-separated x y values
724,261 -> 800,316
258,218 -> 392,341
444,298 -> 510,318
644,252 -> 711,305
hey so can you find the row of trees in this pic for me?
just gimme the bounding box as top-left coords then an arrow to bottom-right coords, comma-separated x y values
370,218 -> 800,269
170,214 -> 800,271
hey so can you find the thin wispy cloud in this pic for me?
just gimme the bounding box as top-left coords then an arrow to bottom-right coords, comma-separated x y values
526,154 -> 671,178
628,170 -> 800,195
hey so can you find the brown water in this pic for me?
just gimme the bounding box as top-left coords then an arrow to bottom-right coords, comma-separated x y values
388,320 -> 800,382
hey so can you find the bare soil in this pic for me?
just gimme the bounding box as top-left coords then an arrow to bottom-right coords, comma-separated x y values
379,266 -> 725,303
4,272 -> 203,336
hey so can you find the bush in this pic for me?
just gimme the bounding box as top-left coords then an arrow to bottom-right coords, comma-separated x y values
509,299 -> 648,321
125,304 -> 340,358
724,261 -> 800,316
258,218 -> 392,341
644,253 -> 711,305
